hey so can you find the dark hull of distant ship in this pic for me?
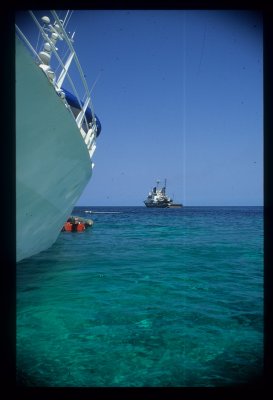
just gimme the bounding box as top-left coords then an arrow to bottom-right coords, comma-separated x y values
144,201 -> 183,208
145,203 -> 169,208
144,202 -> 169,208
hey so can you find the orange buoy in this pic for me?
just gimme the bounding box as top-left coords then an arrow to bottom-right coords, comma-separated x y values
64,222 -> 73,231
62,216 -> 93,232
76,223 -> 85,232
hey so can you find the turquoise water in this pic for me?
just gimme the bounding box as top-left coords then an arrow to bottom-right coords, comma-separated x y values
16,206 -> 263,387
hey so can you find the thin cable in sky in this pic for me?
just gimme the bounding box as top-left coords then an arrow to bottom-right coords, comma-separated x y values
90,70 -> 102,94
63,10 -> 73,29
182,13 -> 186,206
197,24 -> 207,75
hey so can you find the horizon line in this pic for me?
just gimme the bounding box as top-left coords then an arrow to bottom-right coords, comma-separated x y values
75,204 -> 263,207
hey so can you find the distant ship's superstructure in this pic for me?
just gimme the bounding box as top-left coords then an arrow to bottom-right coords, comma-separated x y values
144,180 -> 183,208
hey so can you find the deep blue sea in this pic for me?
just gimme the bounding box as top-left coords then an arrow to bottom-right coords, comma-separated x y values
16,206 -> 263,387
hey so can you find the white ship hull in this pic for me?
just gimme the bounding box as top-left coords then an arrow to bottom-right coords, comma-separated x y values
16,37 -> 92,262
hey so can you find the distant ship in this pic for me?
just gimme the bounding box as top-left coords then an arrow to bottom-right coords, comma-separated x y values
16,11 -> 101,262
144,180 -> 183,208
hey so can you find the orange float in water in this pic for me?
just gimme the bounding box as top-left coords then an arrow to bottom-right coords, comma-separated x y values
63,222 -> 72,231
76,223 -> 85,232
62,216 -> 92,232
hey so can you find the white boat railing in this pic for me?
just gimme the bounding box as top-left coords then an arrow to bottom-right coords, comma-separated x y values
51,11 -> 95,118
15,10 -> 99,158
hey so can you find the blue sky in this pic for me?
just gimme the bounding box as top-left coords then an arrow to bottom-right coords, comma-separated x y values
17,10 -> 263,206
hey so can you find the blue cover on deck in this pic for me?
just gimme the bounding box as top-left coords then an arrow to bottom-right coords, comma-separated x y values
62,88 -> 101,136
